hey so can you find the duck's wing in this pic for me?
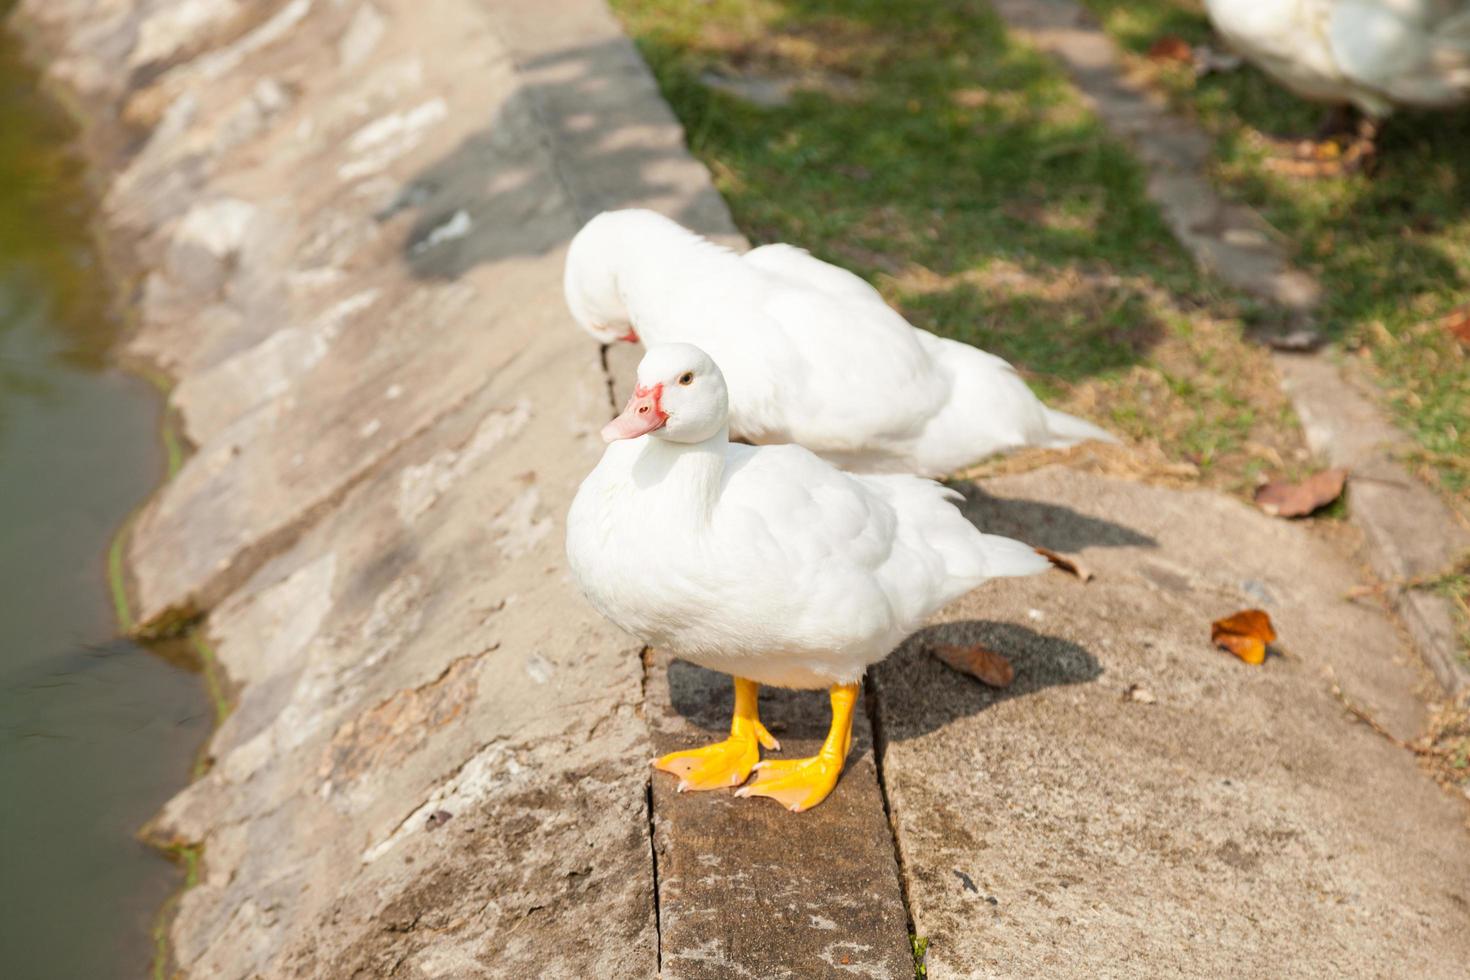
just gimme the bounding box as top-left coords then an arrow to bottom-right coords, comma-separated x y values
743,241 -> 1114,472
725,246 -> 947,460
743,243 -> 889,305
906,332 -> 1117,474
714,444 -> 1045,639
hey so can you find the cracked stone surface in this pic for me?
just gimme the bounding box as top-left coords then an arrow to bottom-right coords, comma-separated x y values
877,468 -> 1470,977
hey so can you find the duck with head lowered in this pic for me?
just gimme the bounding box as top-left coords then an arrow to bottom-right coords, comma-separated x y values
564,210 -> 1115,478
565,343 -> 1049,811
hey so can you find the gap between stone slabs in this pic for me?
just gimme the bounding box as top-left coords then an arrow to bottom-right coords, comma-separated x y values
990,0 -> 1470,700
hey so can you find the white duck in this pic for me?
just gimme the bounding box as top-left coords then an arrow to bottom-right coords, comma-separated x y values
563,210 -> 1115,477
566,343 -> 1049,812
1204,1 -> 1470,124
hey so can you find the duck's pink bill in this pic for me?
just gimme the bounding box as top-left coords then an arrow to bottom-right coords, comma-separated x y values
602,385 -> 667,442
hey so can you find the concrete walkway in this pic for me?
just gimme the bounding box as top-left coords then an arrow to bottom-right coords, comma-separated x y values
15,0 -> 1469,977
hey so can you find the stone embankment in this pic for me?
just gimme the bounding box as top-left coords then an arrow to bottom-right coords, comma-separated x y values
16,1 -> 1470,977
17,0 -> 732,974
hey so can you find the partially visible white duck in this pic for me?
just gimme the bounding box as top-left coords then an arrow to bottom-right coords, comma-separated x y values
566,343 -> 1049,812
1204,1 -> 1470,127
564,210 -> 1115,477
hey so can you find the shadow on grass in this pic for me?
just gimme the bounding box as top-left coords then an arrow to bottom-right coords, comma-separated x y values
896,280 -> 1167,391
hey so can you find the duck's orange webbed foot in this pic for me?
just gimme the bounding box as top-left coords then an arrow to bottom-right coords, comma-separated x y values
650,677 -> 779,792
735,682 -> 858,813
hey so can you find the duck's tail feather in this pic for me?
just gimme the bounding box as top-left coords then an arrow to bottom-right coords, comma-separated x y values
974,533 -> 1052,580
1041,406 -> 1119,448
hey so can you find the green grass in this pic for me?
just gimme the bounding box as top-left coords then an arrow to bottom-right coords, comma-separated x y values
150,844 -> 202,980
611,0 -> 1312,492
107,516 -> 138,633
911,934 -> 929,978
1082,0 -> 1470,513
190,631 -> 232,729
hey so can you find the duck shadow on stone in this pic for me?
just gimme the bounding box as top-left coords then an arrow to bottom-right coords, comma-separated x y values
873,621 -> 1101,741
948,479 -> 1157,552
662,620 -> 1100,748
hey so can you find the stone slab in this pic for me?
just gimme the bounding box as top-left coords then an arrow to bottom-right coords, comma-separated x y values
877,468 -> 1470,978
146,344 -> 659,979
646,652 -> 914,979
1276,354 -> 1470,698
113,0 -> 578,629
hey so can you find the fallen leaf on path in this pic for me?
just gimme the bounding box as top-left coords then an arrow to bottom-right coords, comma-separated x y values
1211,609 -> 1277,665
1147,35 -> 1193,64
1254,468 -> 1347,518
1439,307 -> 1470,347
1035,546 -> 1093,582
931,643 -> 1014,688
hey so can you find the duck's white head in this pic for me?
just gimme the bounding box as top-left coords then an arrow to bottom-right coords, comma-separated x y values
563,211 -> 649,346
602,343 -> 729,445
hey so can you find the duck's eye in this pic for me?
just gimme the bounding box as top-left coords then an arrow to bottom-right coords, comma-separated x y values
678,371 -> 695,386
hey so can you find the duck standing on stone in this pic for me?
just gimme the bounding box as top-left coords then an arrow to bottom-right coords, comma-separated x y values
1204,0 -> 1470,157
565,343 -> 1049,812
564,210 -> 1115,477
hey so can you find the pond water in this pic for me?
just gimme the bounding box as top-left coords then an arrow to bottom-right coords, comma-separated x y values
0,18 -> 209,980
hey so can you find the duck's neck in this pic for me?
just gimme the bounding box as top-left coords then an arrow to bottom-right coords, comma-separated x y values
634,427 -> 730,525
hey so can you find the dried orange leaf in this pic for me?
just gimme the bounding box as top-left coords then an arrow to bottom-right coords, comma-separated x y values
1440,307 -> 1470,347
1035,546 -> 1093,583
1147,35 -> 1193,63
1254,468 -> 1347,518
1211,609 -> 1277,666
931,643 -> 1014,688
1215,632 -> 1266,665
